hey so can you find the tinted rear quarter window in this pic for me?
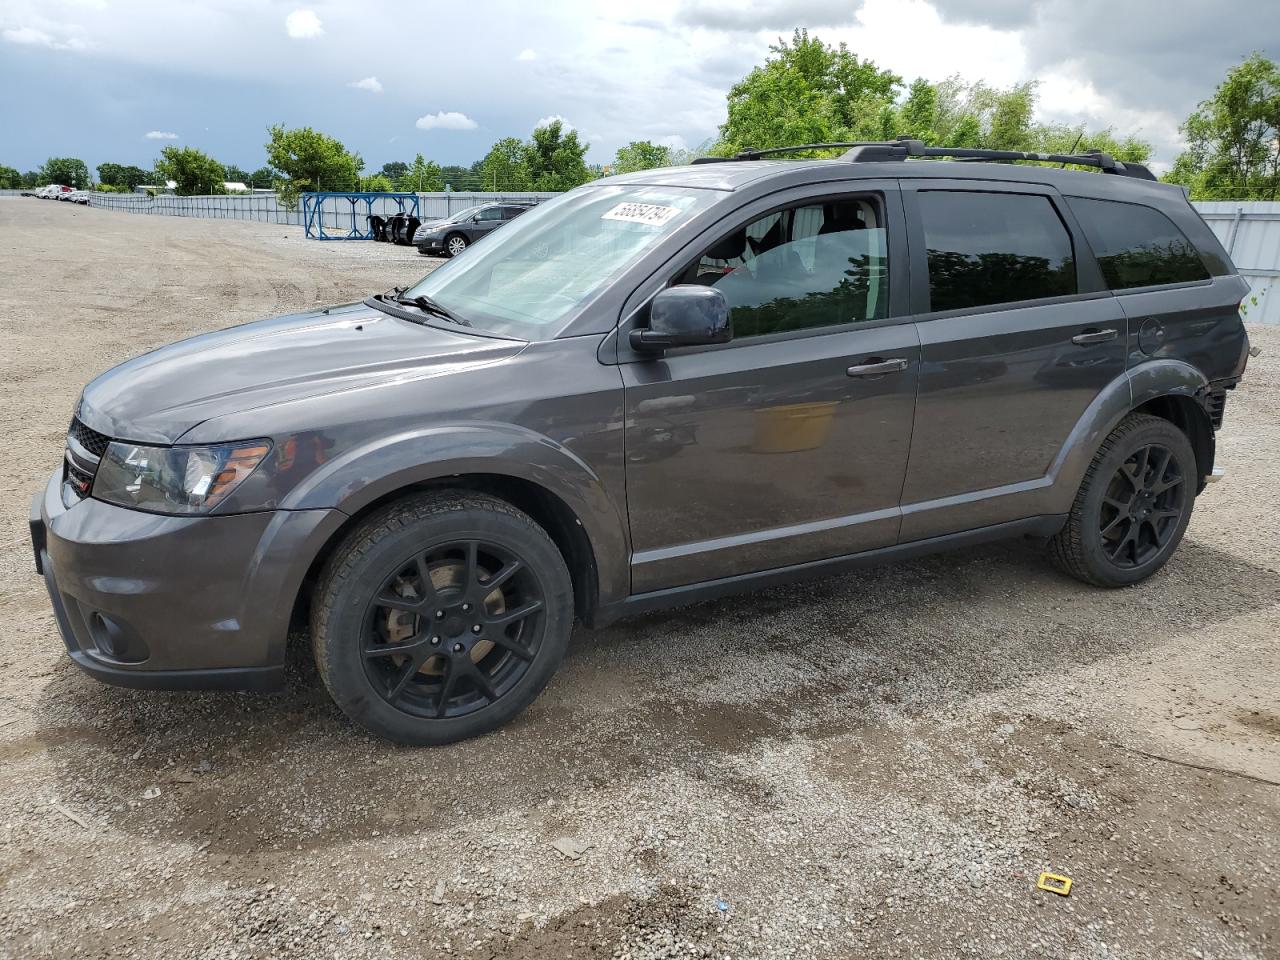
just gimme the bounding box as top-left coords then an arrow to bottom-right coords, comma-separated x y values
1067,197 -> 1209,290
919,191 -> 1077,312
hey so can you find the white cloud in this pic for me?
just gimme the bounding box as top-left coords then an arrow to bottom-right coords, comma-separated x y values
144,130 -> 179,140
3,25 -> 89,50
284,9 -> 323,39
516,48 -> 536,61
415,111 -> 479,131
535,114 -> 574,131
349,75 -> 383,93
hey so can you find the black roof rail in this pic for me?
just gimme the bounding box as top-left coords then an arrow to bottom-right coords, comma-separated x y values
690,142 -> 891,164
691,137 -> 1156,180
844,138 -> 1156,180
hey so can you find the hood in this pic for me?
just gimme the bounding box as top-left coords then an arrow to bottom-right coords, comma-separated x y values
78,302 -> 525,444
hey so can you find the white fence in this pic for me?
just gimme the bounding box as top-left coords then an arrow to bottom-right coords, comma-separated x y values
1194,201 -> 1280,325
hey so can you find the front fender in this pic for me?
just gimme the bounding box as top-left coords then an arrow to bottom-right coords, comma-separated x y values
1042,358 -> 1209,513
279,421 -> 630,605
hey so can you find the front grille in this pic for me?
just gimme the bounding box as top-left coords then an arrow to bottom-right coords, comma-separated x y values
1206,390 -> 1227,430
65,458 -> 95,495
64,417 -> 111,501
69,417 -> 111,457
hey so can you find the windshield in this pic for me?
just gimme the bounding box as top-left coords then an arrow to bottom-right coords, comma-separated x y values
402,184 -> 718,339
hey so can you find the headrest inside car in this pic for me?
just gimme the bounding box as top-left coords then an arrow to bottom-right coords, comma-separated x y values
706,230 -> 747,261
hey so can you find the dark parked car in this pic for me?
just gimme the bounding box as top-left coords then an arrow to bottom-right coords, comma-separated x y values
32,139 -> 1252,745
414,201 -> 537,257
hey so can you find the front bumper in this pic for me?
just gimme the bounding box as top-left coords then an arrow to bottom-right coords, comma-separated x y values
31,470 -> 343,691
416,235 -> 446,254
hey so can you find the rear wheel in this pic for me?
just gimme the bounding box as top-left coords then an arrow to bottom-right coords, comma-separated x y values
312,491 -> 573,745
1049,413 -> 1197,587
445,233 -> 468,257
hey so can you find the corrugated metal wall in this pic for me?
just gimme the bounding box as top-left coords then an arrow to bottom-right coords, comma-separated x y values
1193,201 -> 1280,325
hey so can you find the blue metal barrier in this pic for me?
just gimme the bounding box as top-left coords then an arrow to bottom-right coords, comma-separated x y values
302,192 -> 421,240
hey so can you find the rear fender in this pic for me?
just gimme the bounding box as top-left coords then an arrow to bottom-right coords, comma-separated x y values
1044,358 -> 1209,513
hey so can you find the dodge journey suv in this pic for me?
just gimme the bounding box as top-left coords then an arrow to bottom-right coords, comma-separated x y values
31,139 -> 1252,745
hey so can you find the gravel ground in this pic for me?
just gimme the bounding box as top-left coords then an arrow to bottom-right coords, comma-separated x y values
1,197 -> 1278,960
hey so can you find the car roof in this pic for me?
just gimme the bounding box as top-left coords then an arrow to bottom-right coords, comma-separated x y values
601,158 -> 1184,202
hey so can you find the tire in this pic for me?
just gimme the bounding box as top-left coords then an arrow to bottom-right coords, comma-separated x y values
444,233 -> 468,258
1048,413 -> 1197,587
311,491 -> 573,745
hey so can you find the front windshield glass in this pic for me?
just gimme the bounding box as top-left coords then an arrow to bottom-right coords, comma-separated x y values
402,184 -> 718,339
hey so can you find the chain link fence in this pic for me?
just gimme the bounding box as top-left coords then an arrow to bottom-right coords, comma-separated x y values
57,190 -> 561,232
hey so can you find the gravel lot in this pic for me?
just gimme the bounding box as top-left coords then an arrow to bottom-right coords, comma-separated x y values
1,197 -> 1278,960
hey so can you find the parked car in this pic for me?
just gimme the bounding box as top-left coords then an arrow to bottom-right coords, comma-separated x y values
36,184 -> 72,199
414,201 -> 538,257
66,190 -> 91,205
32,139 -> 1251,745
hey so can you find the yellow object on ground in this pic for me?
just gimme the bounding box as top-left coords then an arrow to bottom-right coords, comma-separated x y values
1037,872 -> 1073,896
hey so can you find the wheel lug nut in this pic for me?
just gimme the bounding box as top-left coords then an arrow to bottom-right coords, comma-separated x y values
461,602 -> 472,612
435,610 -> 445,619
452,642 -> 465,653
430,636 -> 440,646
472,624 -> 482,633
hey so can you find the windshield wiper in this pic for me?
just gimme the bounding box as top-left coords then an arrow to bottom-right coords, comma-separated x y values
381,289 -> 471,327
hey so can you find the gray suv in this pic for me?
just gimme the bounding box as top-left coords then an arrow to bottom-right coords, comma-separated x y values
413,201 -> 537,257
31,139 -> 1252,745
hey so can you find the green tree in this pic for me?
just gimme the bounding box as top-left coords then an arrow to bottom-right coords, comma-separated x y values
223,164 -> 253,185
39,157 -> 91,189
154,146 -> 227,195
265,124 -> 362,204
523,120 -> 590,190
0,165 -> 20,189
479,137 -> 530,191
1166,53 -> 1280,200
249,166 -> 276,189
397,154 -> 443,192
359,174 -> 395,192
20,170 -> 40,189
717,29 -> 902,153
96,163 -> 152,190
379,160 -> 409,181
613,141 -> 671,174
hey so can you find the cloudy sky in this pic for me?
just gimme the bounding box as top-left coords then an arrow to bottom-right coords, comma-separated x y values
1,0 -> 1274,177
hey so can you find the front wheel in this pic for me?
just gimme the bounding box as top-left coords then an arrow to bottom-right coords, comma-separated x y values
312,492 -> 573,745
444,233 -> 468,257
1048,413 -> 1197,587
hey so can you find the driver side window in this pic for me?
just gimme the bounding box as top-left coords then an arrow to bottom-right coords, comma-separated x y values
677,196 -> 890,338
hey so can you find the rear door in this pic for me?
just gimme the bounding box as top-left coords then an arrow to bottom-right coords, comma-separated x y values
898,181 -> 1127,540
619,182 -> 920,593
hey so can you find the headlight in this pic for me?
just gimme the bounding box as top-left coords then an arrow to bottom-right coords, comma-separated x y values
93,440 -> 271,515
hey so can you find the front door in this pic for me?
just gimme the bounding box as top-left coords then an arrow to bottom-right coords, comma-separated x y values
898,183 -> 1128,540
621,189 -> 920,593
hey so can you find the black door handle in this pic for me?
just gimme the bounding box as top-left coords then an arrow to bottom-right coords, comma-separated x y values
1071,327 -> 1118,345
847,357 -> 909,377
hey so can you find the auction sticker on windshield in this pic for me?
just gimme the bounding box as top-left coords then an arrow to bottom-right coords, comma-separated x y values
602,202 -> 682,227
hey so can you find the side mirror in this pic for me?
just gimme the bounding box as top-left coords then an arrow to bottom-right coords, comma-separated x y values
630,285 -> 732,352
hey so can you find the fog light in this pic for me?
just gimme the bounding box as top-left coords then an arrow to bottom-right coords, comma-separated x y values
88,612 -> 124,658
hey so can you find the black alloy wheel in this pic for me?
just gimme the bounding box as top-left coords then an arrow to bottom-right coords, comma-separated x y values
312,492 -> 573,745
1049,413 -> 1198,588
1098,443 -> 1185,569
362,539 -> 545,719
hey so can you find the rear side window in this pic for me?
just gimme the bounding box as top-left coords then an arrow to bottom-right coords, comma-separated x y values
919,191 -> 1076,312
1067,197 -> 1210,289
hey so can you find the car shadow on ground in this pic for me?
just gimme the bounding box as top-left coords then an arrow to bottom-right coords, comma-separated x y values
24,535 -> 1280,854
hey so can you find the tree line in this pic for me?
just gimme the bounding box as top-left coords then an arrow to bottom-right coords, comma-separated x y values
2,34 -> 1276,201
